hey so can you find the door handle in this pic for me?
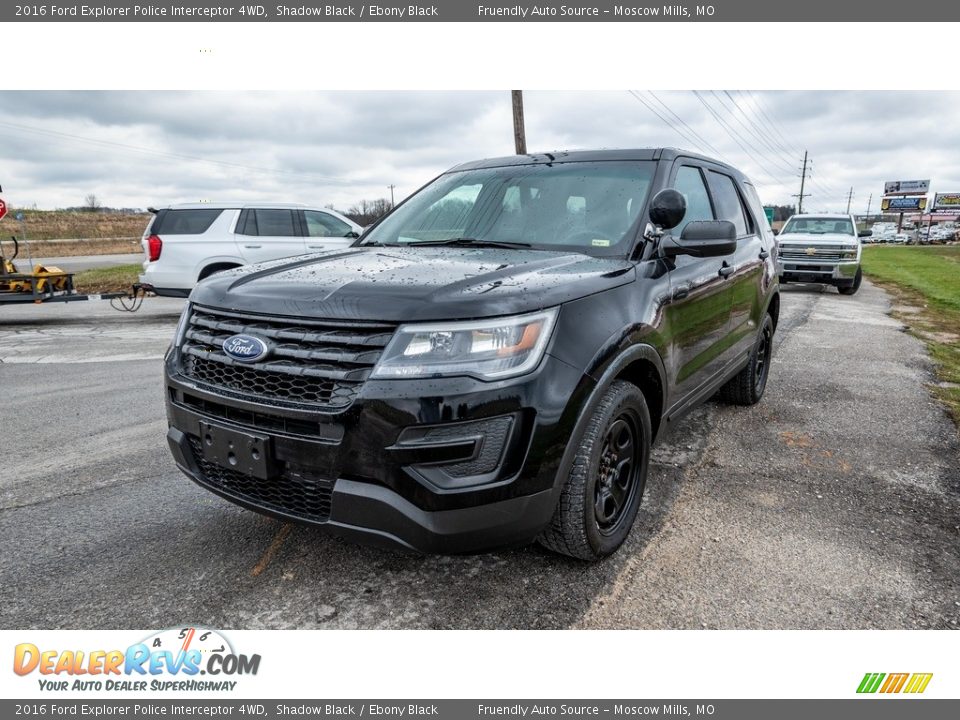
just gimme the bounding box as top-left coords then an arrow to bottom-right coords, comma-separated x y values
671,285 -> 690,301
244,244 -> 262,249
718,263 -> 734,279
758,249 -> 770,260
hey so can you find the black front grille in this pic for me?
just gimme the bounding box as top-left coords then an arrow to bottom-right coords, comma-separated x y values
178,391 -> 344,442
188,437 -> 334,522
180,305 -> 396,409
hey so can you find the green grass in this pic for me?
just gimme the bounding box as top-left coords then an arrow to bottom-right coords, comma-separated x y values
861,245 -> 960,426
72,264 -> 141,294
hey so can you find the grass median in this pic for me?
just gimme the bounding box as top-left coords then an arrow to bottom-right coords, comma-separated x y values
861,245 -> 960,427
72,264 -> 142,294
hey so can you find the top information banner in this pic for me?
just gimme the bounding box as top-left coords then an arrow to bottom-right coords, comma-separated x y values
6,0 -> 960,22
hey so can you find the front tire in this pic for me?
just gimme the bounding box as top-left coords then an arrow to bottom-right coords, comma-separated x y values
718,313 -> 774,406
538,381 -> 651,561
838,267 -> 862,295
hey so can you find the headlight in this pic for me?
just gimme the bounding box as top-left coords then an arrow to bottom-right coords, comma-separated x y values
371,308 -> 558,380
841,246 -> 859,259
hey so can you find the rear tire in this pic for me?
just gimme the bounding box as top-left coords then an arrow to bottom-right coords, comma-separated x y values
838,267 -> 862,295
718,313 -> 774,406
538,381 -> 651,561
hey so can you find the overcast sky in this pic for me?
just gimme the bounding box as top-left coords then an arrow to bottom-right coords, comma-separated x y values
0,91 -> 957,214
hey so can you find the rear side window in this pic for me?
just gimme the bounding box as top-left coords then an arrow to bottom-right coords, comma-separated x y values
152,209 -> 222,235
672,166 -> 715,237
707,171 -> 748,237
742,182 -> 770,234
238,209 -> 298,237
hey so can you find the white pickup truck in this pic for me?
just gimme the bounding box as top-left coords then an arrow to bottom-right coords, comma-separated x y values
776,213 -> 870,295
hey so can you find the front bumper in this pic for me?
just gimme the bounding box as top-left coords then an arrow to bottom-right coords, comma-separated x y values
164,351 -> 588,554
777,258 -> 860,285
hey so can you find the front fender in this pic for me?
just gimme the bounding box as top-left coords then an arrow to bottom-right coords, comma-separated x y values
542,341 -> 667,515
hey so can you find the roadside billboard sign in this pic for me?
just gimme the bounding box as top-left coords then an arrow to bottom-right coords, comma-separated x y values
933,193 -> 960,211
884,179 -> 930,195
881,196 -> 927,211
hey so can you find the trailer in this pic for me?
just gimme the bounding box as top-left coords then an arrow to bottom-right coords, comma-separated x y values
1,236 -> 128,306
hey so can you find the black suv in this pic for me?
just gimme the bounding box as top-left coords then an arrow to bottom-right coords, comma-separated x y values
163,149 -> 779,560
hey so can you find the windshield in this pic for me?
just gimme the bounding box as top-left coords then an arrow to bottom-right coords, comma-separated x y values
361,161 -> 656,255
781,216 -> 854,236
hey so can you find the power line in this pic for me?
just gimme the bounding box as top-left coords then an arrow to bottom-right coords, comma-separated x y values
626,90 -> 711,156
743,91 -> 843,199
690,91 -> 789,188
711,91 -> 797,176
645,91 -> 727,159
745,91 -> 805,159
724,90 -> 835,201
719,91 -> 841,204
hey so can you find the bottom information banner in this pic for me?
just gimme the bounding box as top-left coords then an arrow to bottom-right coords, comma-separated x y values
2,700 -> 958,720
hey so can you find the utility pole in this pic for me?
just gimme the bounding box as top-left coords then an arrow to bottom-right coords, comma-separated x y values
865,193 -> 872,218
793,150 -> 811,214
387,184 -> 396,207
845,187 -> 854,214
511,90 -> 527,155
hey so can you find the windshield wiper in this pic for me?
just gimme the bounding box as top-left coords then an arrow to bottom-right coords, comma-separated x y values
405,237 -> 532,249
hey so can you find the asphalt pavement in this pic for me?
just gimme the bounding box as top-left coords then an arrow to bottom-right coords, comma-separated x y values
1,282 -> 957,629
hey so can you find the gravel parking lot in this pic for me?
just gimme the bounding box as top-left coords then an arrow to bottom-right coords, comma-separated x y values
1,281 -> 958,629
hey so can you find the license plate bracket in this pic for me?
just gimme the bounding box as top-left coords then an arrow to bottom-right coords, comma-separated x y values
198,420 -> 277,480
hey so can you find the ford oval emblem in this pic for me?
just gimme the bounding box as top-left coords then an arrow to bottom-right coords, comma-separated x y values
222,334 -> 269,363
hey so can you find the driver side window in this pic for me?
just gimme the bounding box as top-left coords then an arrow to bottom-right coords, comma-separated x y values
672,166 -> 715,237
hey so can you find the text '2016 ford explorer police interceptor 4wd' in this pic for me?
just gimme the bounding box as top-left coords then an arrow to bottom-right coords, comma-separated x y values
162,149 -> 780,560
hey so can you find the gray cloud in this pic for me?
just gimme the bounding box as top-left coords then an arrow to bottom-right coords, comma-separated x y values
0,90 -> 957,214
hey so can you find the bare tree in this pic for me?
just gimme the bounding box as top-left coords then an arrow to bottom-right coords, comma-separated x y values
83,193 -> 102,213
345,198 -> 393,226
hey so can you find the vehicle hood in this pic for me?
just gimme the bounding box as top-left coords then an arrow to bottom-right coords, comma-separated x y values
189,246 -> 635,322
777,232 -> 858,246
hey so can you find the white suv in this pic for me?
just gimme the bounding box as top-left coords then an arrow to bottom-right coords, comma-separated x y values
138,203 -> 362,297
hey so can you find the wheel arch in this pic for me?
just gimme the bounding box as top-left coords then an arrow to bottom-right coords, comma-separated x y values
764,288 -> 781,332
558,342 -> 667,481
198,261 -> 243,281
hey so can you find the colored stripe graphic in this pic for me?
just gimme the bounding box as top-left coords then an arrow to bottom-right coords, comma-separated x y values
857,672 -> 932,694
857,673 -> 885,693
904,673 -> 933,694
880,673 -> 909,693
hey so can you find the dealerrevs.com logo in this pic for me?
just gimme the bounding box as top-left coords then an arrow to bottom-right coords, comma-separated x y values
13,627 -> 261,692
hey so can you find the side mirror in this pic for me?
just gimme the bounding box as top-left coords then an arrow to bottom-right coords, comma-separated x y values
858,229 -> 872,238
662,221 -> 737,258
649,189 -> 686,230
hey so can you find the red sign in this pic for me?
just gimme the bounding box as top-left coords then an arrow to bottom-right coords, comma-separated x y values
0,198 -> 7,221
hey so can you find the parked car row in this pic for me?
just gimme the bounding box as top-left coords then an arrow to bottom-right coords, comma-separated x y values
865,221 -> 957,245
